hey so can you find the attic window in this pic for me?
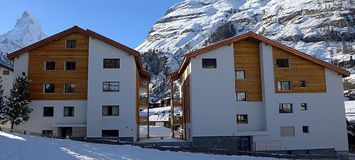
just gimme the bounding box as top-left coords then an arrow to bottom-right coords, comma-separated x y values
3,70 -> 10,75
202,58 -> 217,68
66,40 -> 77,49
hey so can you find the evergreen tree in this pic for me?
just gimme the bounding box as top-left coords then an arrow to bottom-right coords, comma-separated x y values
0,76 -> 8,124
6,72 -> 32,129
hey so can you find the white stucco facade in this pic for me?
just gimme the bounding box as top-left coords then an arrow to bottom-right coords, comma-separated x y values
184,42 -> 349,151
0,67 -> 14,98
87,37 -> 137,140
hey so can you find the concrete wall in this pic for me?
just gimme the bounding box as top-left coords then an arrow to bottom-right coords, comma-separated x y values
187,42 -> 348,151
189,45 -> 237,137
87,37 -> 137,140
0,67 -> 14,98
255,42 -> 349,151
15,100 -> 87,137
13,52 -> 28,77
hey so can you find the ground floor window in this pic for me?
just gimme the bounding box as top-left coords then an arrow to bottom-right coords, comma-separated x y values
102,130 -> 119,138
42,130 -> 53,137
280,126 -> 295,137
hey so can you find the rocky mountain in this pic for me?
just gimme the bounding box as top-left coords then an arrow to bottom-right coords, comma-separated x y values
0,11 -> 46,67
138,0 -> 355,101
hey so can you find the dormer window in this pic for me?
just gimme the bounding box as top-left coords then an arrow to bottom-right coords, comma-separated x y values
66,40 -> 77,49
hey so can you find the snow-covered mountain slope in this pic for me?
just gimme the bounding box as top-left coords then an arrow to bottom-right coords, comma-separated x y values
138,0 -> 355,100
0,11 -> 46,67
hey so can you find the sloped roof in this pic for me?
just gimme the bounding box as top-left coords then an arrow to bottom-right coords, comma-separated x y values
0,64 -> 13,71
7,26 -> 150,78
171,32 -> 350,80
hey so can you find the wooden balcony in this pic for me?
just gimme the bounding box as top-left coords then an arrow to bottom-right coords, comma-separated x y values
172,99 -> 182,106
140,80 -> 149,88
139,98 -> 149,107
172,116 -> 182,125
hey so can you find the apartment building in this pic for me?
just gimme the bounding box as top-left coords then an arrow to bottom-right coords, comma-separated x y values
7,26 -> 150,142
0,64 -> 13,98
170,32 -> 349,152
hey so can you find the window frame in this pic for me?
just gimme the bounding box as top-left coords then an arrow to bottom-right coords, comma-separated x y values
63,106 -> 74,117
43,84 -> 55,93
3,70 -> 10,75
302,126 -> 309,133
277,81 -> 292,91
276,58 -> 290,68
65,40 -> 77,49
235,70 -> 246,80
236,114 -> 248,124
103,59 -> 120,69
42,130 -> 53,137
236,91 -> 247,101
280,126 -> 295,137
64,83 -> 76,94
102,105 -> 119,116
101,130 -> 119,138
64,61 -> 76,71
300,103 -> 308,111
299,80 -> 306,88
202,58 -> 217,69
103,81 -> 120,92
278,103 -> 293,113
43,107 -> 54,117
44,61 -> 56,71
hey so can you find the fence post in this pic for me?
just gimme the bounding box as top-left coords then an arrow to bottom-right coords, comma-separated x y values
310,153 -> 312,160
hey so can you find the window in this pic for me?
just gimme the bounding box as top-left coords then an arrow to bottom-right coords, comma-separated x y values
280,126 -> 295,137
302,126 -> 309,133
102,105 -> 119,116
235,70 -> 245,80
66,40 -> 76,49
64,106 -> 74,117
64,84 -> 75,93
44,84 -> 55,93
276,59 -> 290,68
43,107 -> 54,117
236,92 -> 246,101
65,61 -> 76,70
102,130 -> 119,138
202,58 -> 217,68
236,114 -> 248,124
45,61 -> 56,70
279,103 -> 293,113
103,59 -> 120,68
3,70 -> 10,75
300,80 -> 306,88
42,130 -> 53,137
300,103 -> 308,111
277,81 -> 292,91
103,81 -> 119,92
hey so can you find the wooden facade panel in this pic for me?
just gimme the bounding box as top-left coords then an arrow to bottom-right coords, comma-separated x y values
234,39 -> 262,101
28,33 -> 88,100
273,47 -> 326,93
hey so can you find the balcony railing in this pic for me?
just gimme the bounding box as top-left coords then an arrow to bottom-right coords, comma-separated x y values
172,116 -> 182,125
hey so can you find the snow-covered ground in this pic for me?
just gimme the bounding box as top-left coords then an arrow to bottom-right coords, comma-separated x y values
345,101 -> 355,123
0,131 -> 277,160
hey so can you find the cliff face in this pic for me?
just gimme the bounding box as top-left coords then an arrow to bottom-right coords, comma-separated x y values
138,0 -> 355,101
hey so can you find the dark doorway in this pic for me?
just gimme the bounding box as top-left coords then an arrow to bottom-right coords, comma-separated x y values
60,127 -> 72,138
237,136 -> 252,151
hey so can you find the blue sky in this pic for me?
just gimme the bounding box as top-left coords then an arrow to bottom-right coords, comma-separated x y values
0,0 -> 180,48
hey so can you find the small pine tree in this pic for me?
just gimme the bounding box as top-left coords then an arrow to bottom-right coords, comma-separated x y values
0,76 -> 8,124
6,72 -> 32,129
